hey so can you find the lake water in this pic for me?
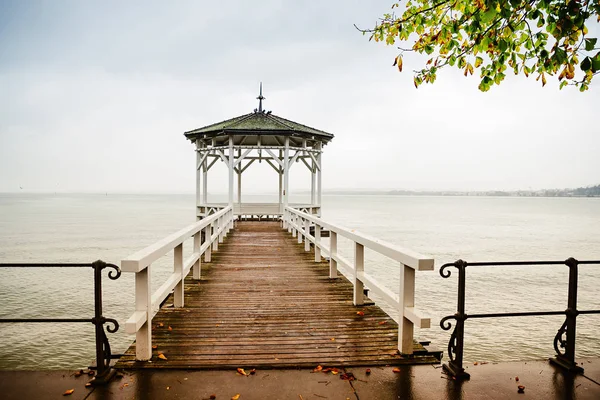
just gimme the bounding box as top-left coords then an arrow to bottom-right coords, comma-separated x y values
0,193 -> 598,369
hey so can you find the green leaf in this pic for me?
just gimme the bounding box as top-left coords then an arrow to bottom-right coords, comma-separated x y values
585,38 -> 597,51
592,52 -> 600,73
481,8 -> 497,24
475,56 -> 483,68
581,57 -> 592,72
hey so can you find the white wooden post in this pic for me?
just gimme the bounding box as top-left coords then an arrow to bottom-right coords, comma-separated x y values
212,221 -> 219,251
311,154 -> 316,206
278,149 -> 283,214
304,219 -> 310,251
202,143 -> 208,205
219,215 -> 224,242
329,231 -> 338,278
228,135 -> 234,206
204,225 -> 212,262
196,141 -> 201,220
399,264 -> 415,353
284,137 -> 289,207
317,141 -> 322,213
353,242 -> 364,306
314,223 -> 321,262
297,216 -> 303,244
174,243 -> 184,307
135,267 -> 152,360
193,231 -> 201,279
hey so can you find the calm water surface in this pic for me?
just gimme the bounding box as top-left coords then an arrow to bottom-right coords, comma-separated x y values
0,193 -> 598,369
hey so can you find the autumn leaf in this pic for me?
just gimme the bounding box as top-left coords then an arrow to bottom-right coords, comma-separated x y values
85,383 -> 92,388
396,55 -> 403,72
249,369 -> 256,375
158,323 -> 164,327
158,353 -> 167,360
231,394 -> 240,400
237,368 -> 248,376
168,326 -> 173,331
63,389 -> 75,396
152,345 -> 158,350
313,365 -> 323,372
392,368 -> 401,373
378,321 -> 387,325
366,368 -> 371,375
356,311 -> 365,316
210,395 -> 216,400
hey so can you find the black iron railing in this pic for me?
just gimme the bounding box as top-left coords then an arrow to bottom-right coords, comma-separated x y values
0,260 -> 120,385
439,258 -> 600,380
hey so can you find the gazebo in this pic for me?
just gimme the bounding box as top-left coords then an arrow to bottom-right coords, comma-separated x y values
184,85 -> 334,220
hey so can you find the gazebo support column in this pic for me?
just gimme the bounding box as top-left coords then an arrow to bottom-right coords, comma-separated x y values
228,135 -> 234,228
317,141 -> 322,215
278,149 -> 283,214
284,137 -> 290,208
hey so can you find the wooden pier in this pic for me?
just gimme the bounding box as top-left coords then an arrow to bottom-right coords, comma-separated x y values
117,221 -> 437,369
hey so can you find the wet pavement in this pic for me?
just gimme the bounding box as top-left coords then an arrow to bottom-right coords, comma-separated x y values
1,358 -> 599,399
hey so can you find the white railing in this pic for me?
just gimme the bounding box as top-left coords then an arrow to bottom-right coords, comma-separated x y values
121,206 -> 234,360
283,206 -> 434,354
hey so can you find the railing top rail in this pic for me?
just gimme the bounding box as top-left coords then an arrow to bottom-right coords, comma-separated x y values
285,206 -> 433,271
122,206 -> 232,273
440,259 -> 600,269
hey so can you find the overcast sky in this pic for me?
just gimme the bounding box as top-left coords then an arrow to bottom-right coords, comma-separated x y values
1,0 -> 599,193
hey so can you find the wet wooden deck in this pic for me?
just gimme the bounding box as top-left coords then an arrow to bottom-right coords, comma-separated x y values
116,221 -> 437,369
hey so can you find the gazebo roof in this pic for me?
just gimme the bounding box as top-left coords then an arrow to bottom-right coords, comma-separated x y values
184,111 -> 334,142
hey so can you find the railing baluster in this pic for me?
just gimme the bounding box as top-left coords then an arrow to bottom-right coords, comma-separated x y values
205,224 -> 212,262
213,220 -> 219,251
193,231 -> 201,279
329,231 -> 338,278
304,219 -> 310,251
135,265 -> 152,361
174,243 -> 184,307
314,223 -> 321,262
353,242 -> 364,305
398,263 -> 415,354
297,217 -> 303,244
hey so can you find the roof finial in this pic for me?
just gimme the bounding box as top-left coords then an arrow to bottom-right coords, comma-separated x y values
257,82 -> 265,113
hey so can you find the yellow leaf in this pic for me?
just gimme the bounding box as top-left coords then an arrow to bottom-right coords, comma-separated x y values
475,57 -> 483,68
397,55 -> 403,72
237,368 -> 248,376
63,389 -> 75,396
232,395 -> 240,400
158,353 -> 167,360
542,74 -> 547,87
392,367 -> 401,373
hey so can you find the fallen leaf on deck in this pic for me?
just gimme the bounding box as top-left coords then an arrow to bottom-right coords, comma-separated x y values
517,385 -> 525,393
515,376 -> 519,381
209,395 -> 216,399
152,345 -> 158,350
340,372 -> 355,381
356,311 -> 365,316
473,361 -> 478,365
249,369 -> 256,375
366,368 -> 371,375
168,326 -> 173,331
166,386 -> 170,390
313,365 -> 323,372
85,383 -> 92,388
378,321 -> 387,325
158,354 -> 167,360
392,368 -> 401,373
63,389 -> 75,396
74,370 -> 83,377
231,394 -> 240,400
330,338 -> 335,341
158,323 -> 164,327
237,368 -> 248,376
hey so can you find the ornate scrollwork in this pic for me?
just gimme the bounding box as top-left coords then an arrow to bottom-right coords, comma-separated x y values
439,263 -> 455,278
553,319 -> 568,356
440,315 -> 456,331
105,318 -> 119,333
105,264 -> 121,280
447,327 -> 458,362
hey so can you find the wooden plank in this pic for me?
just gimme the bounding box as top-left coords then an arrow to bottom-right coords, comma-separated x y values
116,221 -> 437,369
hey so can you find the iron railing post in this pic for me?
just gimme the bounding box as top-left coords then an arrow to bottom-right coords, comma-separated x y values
550,257 -> 584,373
441,260 -> 470,380
91,260 -> 117,385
